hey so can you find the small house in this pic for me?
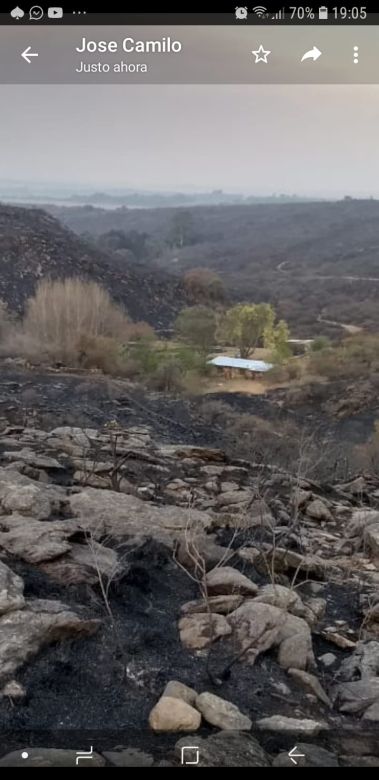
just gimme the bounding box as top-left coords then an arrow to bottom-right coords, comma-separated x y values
207,355 -> 273,380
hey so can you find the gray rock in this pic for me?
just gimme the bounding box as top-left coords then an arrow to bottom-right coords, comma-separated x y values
69,488 -> 211,547
273,744 -> 339,767
195,692 -> 252,731
0,599 -> 100,683
2,448 -> 62,471
163,680 -> 197,707
338,641 -> 379,681
178,613 -> 232,650
205,566 -> 258,597
0,561 -> 25,615
39,541 -> 121,586
254,584 -> 307,617
333,679 -> 379,714
216,490 -> 254,507
228,601 -> 314,670
256,716 -> 329,737
1,484 -> 54,519
0,514 -> 77,563
175,731 -> 270,767
288,669 -> 332,707
306,498 -> 333,522
245,546 -> 327,579
318,653 -> 337,668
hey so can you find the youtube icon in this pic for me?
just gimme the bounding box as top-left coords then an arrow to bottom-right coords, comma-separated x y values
48,7 -> 63,18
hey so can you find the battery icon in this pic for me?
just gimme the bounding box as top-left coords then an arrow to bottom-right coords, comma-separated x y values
318,6 -> 329,18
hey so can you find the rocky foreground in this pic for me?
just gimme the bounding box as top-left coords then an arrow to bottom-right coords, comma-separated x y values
0,419 -> 378,766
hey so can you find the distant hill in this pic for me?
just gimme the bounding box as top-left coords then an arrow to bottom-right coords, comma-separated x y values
45,199 -> 379,336
0,204 -> 186,330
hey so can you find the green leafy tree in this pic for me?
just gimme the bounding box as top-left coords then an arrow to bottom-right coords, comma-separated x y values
264,319 -> 291,363
175,305 -> 217,353
222,303 -> 275,359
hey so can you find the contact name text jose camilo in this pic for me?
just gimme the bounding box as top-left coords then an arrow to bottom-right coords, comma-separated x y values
76,37 -> 183,54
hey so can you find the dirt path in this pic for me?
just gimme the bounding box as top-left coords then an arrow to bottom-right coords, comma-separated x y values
276,260 -> 379,284
317,315 -> 363,335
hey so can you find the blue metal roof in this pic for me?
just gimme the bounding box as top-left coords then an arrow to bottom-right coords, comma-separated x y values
208,356 -> 274,372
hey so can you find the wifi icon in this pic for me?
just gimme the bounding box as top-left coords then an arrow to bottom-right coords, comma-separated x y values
253,5 -> 267,16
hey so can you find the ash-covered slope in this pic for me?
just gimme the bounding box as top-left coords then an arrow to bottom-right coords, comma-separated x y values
0,204 -> 185,329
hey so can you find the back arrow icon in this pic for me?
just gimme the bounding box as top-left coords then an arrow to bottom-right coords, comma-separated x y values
22,46 -> 39,64
301,46 -> 322,62
288,746 -> 305,766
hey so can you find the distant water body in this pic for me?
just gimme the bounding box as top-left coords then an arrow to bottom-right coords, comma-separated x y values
1,196 -> 143,210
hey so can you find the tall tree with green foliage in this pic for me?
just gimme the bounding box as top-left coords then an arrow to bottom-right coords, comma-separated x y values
264,318 -> 291,362
175,305 -> 217,353
222,303 -> 275,359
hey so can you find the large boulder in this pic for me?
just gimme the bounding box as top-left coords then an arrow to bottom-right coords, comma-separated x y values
0,561 -> 25,615
228,602 -> 286,665
69,488 -> 211,546
0,599 -> 100,683
0,468 -> 62,520
333,680 -> 379,715
195,692 -> 252,730
1,485 -> 53,520
0,515 -> 77,563
149,696 -> 201,732
178,613 -> 232,650
254,584 -> 306,617
2,448 -> 63,472
228,601 -> 314,669
39,541 -> 121,585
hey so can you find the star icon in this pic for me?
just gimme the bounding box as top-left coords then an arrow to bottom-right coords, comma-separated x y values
251,45 -> 271,63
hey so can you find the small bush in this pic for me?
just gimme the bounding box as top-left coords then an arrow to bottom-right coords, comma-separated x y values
311,335 -> 332,352
75,334 -> 123,374
286,360 -> 303,380
149,356 -> 184,393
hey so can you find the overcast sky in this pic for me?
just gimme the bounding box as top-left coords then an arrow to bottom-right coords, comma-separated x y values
1,83 -> 379,196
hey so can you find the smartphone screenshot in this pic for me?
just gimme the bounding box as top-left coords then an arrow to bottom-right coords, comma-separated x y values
0,4 -> 378,769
